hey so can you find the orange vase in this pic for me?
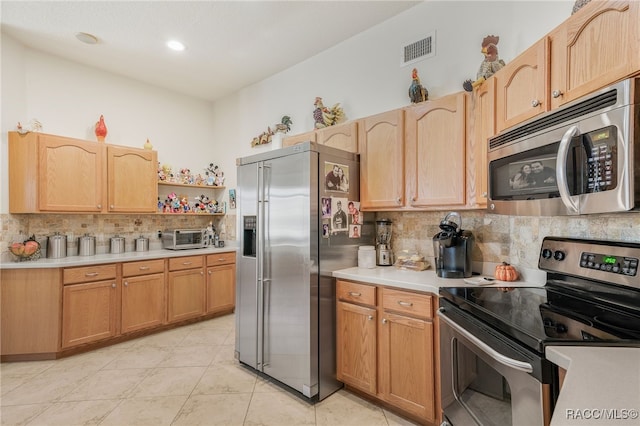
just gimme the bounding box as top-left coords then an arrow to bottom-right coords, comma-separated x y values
95,115 -> 108,142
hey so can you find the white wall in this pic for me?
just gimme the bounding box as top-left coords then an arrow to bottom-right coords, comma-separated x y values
1,1 -> 573,214
212,1 -> 573,191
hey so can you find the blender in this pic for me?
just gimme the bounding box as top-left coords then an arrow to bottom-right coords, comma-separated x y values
375,219 -> 393,266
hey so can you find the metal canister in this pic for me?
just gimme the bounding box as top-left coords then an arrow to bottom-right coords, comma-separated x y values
78,234 -> 96,256
47,232 -> 67,259
135,236 -> 149,252
110,236 -> 126,254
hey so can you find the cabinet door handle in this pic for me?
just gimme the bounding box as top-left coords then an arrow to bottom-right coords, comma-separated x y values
367,315 -> 374,321
382,318 -> 388,324
208,270 -> 212,275
398,301 -> 413,307
111,283 -> 116,288
218,258 -> 226,262
552,90 -> 563,99
200,271 -> 204,276
110,205 -> 114,209
139,266 -> 150,270
182,262 -> 192,266
124,281 -> 128,287
348,292 -> 361,297
85,272 -> 99,277
97,204 -> 102,209
396,197 -> 402,205
531,99 -> 541,108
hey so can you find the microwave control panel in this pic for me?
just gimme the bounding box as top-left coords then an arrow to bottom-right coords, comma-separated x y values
584,126 -> 617,192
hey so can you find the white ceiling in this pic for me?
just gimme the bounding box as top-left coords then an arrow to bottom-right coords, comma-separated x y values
1,1 -> 421,102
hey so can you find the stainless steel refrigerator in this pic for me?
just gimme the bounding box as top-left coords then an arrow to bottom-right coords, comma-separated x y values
235,141 -> 372,401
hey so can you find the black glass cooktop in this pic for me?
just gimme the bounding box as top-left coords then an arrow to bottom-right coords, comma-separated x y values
439,281 -> 640,354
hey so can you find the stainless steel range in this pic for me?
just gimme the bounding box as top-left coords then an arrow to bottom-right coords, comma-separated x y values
438,237 -> 640,426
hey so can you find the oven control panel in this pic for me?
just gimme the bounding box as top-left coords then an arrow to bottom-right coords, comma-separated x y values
539,237 -> 640,290
580,252 -> 638,276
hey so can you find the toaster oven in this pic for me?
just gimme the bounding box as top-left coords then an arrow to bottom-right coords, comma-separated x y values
162,229 -> 205,250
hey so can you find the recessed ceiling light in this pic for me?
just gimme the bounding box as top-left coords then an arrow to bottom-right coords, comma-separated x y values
167,40 -> 186,51
75,32 -> 98,45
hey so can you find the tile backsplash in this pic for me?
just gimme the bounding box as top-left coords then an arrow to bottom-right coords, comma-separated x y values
378,210 -> 640,269
1,213 -> 237,262
3,210 -> 639,269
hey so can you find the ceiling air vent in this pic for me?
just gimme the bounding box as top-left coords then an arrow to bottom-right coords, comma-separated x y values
402,32 -> 435,67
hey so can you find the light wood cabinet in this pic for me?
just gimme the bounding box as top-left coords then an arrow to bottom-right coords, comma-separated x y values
359,109 -> 405,210
494,38 -> 548,133
1,269 -> 62,356
468,78 -> 495,207
494,0 -> 640,133
282,130 -> 316,147
549,0 -> 640,109
167,256 -> 205,323
8,131 -> 157,214
316,121 -> 358,153
107,145 -> 158,213
336,280 -> 439,424
61,269 -> 118,348
379,289 -> 436,422
206,252 -> 236,314
121,259 -> 166,334
405,92 -> 466,208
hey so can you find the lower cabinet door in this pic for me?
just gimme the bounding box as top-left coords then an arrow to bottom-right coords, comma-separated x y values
62,280 -> 117,348
121,273 -> 165,333
206,264 -> 236,314
167,269 -> 205,323
379,312 -> 436,422
336,301 -> 377,395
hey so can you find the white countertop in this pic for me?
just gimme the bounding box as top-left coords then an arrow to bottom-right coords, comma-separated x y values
0,246 -> 238,269
547,346 -> 640,425
332,264 -> 546,294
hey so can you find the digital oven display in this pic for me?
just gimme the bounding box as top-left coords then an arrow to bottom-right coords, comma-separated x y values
580,252 -> 639,276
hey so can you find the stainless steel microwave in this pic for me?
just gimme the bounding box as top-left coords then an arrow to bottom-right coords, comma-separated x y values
162,229 -> 205,250
488,78 -> 640,216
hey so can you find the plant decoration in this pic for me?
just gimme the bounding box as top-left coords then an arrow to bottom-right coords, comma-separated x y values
313,97 -> 344,129
16,119 -> 42,135
251,115 -> 293,147
463,35 -> 506,92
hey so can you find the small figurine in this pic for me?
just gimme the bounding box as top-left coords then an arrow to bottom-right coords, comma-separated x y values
214,169 -> 225,187
95,115 -> 108,142
313,97 -> 344,129
144,138 -> 153,150
463,35 -> 506,92
162,164 -> 173,182
205,163 -> 221,185
408,68 -> 428,104
205,222 -> 215,245
273,115 -> 293,134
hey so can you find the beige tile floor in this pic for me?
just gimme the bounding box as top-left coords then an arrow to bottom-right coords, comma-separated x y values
0,314 -> 418,426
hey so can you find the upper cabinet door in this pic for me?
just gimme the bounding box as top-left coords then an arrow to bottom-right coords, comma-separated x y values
405,92 -> 466,208
316,121 -> 358,153
107,146 -> 158,212
39,135 -> 105,212
494,38 -> 548,133
359,110 -> 405,210
550,0 -> 640,109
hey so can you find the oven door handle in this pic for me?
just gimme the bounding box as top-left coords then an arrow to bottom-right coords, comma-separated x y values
438,308 -> 534,373
556,125 -> 580,214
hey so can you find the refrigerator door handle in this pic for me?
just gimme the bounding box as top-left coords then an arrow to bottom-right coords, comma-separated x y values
262,278 -> 271,367
257,163 -> 266,370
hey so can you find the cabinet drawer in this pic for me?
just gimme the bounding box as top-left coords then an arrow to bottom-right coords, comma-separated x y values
337,280 -> 376,307
122,259 -> 165,277
206,252 -> 236,266
64,264 -> 117,285
382,288 -> 432,319
169,256 -> 204,271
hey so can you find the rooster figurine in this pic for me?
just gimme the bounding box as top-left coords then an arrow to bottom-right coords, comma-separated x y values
408,68 -> 428,103
313,97 -> 344,129
463,35 -> 506,91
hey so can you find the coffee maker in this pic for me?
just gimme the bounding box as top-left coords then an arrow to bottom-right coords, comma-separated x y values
376,219 -> 393,266
432,212 -> 473,278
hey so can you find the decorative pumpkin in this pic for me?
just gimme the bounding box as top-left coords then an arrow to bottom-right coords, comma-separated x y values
495,262 -> 519,282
